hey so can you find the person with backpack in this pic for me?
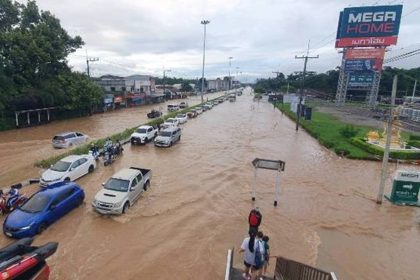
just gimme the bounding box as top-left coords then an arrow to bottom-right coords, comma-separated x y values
239,229 -> 257,280
248,207 -> 262,232
262,235 -> 270,277
252,231 -> 266,280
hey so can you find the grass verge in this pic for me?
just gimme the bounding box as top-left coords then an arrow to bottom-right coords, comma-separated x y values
276,103 -> 420,161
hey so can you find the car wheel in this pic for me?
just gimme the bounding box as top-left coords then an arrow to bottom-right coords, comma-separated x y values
178,135 -> 181,141
122,202 -> 129,214
69,143 -> 73,147
169,141 -> 172,147
88,165 -> 94,173
145,137 -> 148,143
64,177 -> 70,182
37,223 -> 47,234
144,180 -> 150,191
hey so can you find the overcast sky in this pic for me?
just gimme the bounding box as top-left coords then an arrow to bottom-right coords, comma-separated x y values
31,0 -> 420,81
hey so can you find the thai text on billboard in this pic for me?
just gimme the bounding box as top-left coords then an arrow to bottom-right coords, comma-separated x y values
348,72 -> 374,88
336,5 -> 403,47
344,48 -> 385,71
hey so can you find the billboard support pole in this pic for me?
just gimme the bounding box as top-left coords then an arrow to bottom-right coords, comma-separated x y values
335,50 -> 348,105
377,75 -> 397,204
367,71 -> 382,107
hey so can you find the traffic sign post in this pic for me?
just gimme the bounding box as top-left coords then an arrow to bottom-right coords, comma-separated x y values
251,158 -> 285,206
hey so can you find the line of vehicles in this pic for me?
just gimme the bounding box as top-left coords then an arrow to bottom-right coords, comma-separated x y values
0,91 -> 242,279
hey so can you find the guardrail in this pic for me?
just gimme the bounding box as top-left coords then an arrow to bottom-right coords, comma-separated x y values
224,248 -> 234,280
274,257 -> 337,280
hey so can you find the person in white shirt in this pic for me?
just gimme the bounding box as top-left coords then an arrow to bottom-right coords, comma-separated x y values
240,229 -> 257,280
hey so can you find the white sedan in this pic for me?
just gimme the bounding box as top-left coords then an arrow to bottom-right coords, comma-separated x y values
40,154 -> 96,186
175,113 -> 188,124
162,118 -> 179,129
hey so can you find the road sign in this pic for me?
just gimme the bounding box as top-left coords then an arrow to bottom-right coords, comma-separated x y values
385,170 -> 420,206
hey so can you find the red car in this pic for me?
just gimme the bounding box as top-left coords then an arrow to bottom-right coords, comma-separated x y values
0,238 -> 58,280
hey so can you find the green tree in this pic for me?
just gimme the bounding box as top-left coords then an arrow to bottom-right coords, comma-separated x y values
0,0 -> 101,128
180,81 -> 193,92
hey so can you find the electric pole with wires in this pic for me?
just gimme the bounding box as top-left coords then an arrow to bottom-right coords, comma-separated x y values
294,41 -> 319,131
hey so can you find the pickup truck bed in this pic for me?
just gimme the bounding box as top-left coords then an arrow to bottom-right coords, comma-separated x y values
129,167 -> 152,185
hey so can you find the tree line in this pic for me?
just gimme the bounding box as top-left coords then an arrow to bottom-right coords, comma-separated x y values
0,0 -> 102,130
254,67 -> 420,98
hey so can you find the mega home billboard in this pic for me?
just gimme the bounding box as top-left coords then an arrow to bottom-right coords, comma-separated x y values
336,5 -> 403,47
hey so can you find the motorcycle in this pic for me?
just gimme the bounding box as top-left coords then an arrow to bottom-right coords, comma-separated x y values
103,143 -> 123,166
0,189 -> 28,215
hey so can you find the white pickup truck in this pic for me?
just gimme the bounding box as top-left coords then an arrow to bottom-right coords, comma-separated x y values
92,167 -> 152,215
130,125 -> 158,145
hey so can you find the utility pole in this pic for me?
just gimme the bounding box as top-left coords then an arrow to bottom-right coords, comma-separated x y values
228,56 -> 233,90
201,20 -> 210,104
86,56 -> 99,77
163,69 -> 171,99
377,75 -> 398,204
412,80 -> 417,99
294,41 -> 319,131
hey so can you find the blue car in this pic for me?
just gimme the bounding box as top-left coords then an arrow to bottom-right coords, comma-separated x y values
3,182 -> 85,238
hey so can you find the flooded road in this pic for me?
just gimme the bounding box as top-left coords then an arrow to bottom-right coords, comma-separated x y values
0,89 -> 419,279
0,93 -> 223,187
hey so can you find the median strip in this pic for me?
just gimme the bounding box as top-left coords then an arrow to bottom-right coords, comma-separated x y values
35,95 -> 226,168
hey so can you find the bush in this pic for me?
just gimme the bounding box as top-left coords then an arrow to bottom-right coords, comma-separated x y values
409,134 -> 420,141
339,125 -> 359,138
351,137 -> 420,160
407,140 -> 420,148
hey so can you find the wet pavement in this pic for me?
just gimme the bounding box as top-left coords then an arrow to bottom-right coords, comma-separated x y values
0,88 -> 419,279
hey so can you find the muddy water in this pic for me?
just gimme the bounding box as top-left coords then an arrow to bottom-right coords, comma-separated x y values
0,93 -> 223,187
0,89 -> 419,279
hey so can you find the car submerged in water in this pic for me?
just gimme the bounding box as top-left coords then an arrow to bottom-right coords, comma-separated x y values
3,182 -> 85,238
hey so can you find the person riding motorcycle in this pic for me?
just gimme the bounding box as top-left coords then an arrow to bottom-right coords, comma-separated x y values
104,138 -> 113,150
90,143 -> 100,159
6,187 -> 20,210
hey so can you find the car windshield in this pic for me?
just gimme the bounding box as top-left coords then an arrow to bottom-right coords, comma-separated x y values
50,160 -> 71,172
176,114 -> 185,118
20,192 -> 51,213
53,136 -> 64,141
104,178 -> 129,192
159,131 -> 172,137
167,119 -> 175,123
136,128 -> 147,133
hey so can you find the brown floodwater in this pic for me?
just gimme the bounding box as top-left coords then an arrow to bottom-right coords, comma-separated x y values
0,89 -> 419,279
0,93 -> 222,187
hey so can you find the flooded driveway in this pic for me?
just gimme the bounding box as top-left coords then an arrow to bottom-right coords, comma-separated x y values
0,93 -> 223,187
0,89 -> 419,279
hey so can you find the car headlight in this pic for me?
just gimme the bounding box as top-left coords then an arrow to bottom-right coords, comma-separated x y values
114,201 -> 122,208
20,223 -> 34,230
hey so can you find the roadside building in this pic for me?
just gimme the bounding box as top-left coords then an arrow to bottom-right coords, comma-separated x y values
124,75 -> 156,95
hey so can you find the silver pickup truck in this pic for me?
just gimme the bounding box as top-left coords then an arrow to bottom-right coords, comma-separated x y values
92,167 -> 152,215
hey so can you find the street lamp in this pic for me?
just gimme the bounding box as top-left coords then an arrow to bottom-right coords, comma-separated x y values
163,69 -> 171,99
235,67 -> 240,88
228,57 -> 233,90
201,20 -> 210,103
